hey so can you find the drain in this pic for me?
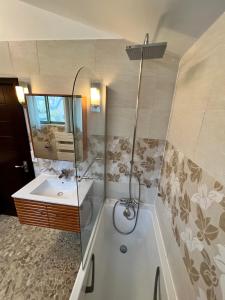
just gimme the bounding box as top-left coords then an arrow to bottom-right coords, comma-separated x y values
57,192 -> 64,197
120,245 -> 127,253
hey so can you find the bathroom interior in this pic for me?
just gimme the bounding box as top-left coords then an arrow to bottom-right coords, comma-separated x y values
0,1 -> 225,300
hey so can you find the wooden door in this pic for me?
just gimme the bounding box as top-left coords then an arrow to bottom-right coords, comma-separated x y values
0,78 -> 34,215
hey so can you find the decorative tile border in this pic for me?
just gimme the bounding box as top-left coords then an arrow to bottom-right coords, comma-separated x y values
159,141 -> 225,300
34,136 -> 165,190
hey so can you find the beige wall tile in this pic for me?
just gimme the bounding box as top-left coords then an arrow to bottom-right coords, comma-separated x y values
206,45 -> 225,110
0,42 -> 14,75
172,61 -> 211,113
37,40 -> 95,76
107,107 -> 135,137
168,109 -> 205,160
137,108 -> 171,139
138,75 -> 157,109
195,110 -> 225,184
9,41 -> 39,75
167,13 -> 225,184
107,74 -> 138,109
143,52 -> 179,77
30,75 -> 73,94
0,39 -> 178,143
95,39 -> 139,81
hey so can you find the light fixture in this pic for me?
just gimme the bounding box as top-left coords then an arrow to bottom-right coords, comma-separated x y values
90,82 -> 101,112
15,85 -> 29,105
23,87 -> 29,94
15,86 -> 25,105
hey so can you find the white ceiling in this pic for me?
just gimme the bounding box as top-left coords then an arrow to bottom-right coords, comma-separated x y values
1,0 -> 225,56
0,0 -> 120,41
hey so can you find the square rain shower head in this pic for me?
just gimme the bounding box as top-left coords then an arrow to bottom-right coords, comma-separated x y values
126,42 -> 167,60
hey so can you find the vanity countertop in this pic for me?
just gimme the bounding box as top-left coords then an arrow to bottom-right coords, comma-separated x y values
12,174 -> 93,207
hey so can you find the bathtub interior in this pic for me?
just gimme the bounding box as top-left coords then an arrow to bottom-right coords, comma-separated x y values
76,200 -> 169,300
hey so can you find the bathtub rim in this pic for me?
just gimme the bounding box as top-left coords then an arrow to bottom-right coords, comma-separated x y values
70,198 -> 178,300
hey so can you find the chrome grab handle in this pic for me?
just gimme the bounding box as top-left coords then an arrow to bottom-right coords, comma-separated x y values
14,161 -> 29,173
153,266 -> 160,300
85,254 -> 95,294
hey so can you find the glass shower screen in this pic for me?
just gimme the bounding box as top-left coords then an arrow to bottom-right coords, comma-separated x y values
72,67 -> 106,267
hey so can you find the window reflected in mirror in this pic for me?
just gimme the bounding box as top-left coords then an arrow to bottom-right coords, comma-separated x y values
26,94 -> 87,162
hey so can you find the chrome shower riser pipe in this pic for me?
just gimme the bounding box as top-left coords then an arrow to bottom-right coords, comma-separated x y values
113,33 -> 167,235
129,33 -> 149,200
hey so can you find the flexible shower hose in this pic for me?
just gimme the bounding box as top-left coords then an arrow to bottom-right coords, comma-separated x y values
112,175 -> 141,235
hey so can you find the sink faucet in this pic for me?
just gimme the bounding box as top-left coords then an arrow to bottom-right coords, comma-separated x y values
58,169 -> 74,179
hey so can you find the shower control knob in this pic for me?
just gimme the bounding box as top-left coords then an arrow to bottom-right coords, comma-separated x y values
123,208 -> 131,218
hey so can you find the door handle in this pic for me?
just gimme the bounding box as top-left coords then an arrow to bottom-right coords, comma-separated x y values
14,161 -> 29,173
153,266 -> 160,300
85,254 -> 95,294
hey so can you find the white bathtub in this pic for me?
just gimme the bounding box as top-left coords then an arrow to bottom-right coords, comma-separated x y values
70,199 -> 177,300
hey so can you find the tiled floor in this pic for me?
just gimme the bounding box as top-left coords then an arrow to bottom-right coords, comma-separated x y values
0,215 -> 81,300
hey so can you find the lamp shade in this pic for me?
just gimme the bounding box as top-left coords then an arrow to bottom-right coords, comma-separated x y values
15,86 -> 25,104
90,82 -> 101,112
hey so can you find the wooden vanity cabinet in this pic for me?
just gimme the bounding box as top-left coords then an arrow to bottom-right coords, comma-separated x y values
14,198 -> 80,233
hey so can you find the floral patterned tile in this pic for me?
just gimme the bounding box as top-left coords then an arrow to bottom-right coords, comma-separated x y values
107,136 -> 165,188
159,141 -> 225,300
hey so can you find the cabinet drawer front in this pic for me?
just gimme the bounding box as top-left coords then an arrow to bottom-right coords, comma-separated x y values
47,203 -> 79,215
14,199 -> 49,226
47,204 -> 80,232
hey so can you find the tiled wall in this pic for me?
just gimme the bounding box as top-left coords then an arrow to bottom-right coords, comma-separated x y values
159,142 -> 225,300
0,39 -> 179,202
158,13 -> 225,300
107,137 -> 165,202
167,13 -> 225,185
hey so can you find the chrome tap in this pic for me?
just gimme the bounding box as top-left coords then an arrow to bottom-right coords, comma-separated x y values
58,169 -> 74,179
77,176 -> 95,182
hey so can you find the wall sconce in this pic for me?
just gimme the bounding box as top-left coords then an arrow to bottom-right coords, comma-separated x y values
90,82 -> 101,112
15,85 -> 29,105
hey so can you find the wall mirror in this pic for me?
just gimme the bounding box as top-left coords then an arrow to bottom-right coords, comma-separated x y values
26,94 -> 87,161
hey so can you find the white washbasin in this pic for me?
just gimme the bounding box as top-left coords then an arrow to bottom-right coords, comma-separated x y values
31,178 -> 77,200
12,174 -> 93,207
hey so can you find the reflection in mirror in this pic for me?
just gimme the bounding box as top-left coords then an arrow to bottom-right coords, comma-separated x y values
26,94 -> 87,162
